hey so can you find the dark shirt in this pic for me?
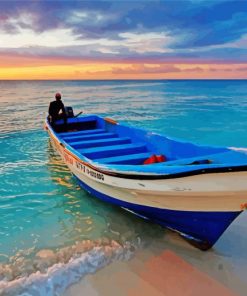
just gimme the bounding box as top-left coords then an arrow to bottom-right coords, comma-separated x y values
48,100 -> 66,121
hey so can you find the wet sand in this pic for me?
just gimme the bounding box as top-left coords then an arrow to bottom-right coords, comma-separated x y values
65,250 -> 235,296
64,212 -> 247,296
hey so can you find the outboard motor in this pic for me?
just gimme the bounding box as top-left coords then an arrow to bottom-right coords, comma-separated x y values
65,106 -> 74,118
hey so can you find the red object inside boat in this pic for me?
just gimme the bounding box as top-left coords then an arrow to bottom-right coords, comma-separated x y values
143,154 -> 167,164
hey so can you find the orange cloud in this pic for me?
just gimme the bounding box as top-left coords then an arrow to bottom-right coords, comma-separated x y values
111,64 -> 181,74
0,56 -> 246,80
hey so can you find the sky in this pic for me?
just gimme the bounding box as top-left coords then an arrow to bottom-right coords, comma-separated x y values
0,0 -> 246,80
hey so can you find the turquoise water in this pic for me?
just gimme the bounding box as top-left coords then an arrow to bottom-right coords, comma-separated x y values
1,80 -> 247,295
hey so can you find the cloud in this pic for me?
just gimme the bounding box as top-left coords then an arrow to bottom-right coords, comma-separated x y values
111,64 -> 181,74
183,66 -> 204,73
0,28 -> 88,48
237,67 -> 247,72
1,1 -> 246,42
85,64 -> 210,75
221,66 -> 247,72
0,0 -> 246,64
118,32 -> 173,54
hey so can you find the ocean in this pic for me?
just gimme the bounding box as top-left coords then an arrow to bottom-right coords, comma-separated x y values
0,80 -> 247,295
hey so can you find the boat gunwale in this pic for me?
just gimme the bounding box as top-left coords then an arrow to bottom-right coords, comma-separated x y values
46,118 -> 247,181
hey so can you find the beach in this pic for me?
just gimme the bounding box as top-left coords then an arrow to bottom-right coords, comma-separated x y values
1,80 -> 247,295
64,217 -> 247,296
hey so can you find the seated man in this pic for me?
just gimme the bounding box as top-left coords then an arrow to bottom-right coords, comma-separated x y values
48,93 -> 67,126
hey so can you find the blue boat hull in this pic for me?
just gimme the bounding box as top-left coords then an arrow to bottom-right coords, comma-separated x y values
75,176 -> 241,250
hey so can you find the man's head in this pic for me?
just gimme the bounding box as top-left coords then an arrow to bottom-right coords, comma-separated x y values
55,92 -> 61,100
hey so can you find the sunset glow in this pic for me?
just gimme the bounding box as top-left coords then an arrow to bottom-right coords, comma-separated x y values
0,60 -> 246,80
0,1 -> 246,80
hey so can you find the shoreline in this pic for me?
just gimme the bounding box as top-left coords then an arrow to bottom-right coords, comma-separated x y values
64,238 -> 240,296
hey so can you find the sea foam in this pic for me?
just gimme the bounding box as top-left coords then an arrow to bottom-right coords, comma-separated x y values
0,239 -> 134,296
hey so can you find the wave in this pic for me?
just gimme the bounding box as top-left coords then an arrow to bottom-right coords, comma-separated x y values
0,239 -> 135,296
230,147 -> 247,152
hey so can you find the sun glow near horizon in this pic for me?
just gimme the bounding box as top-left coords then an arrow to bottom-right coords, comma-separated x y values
0,61 -> 247,80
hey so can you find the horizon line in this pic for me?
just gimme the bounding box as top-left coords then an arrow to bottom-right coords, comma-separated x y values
0,78 -> 247,81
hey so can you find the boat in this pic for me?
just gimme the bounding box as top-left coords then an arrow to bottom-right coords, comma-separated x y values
45,110 -> 247,250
